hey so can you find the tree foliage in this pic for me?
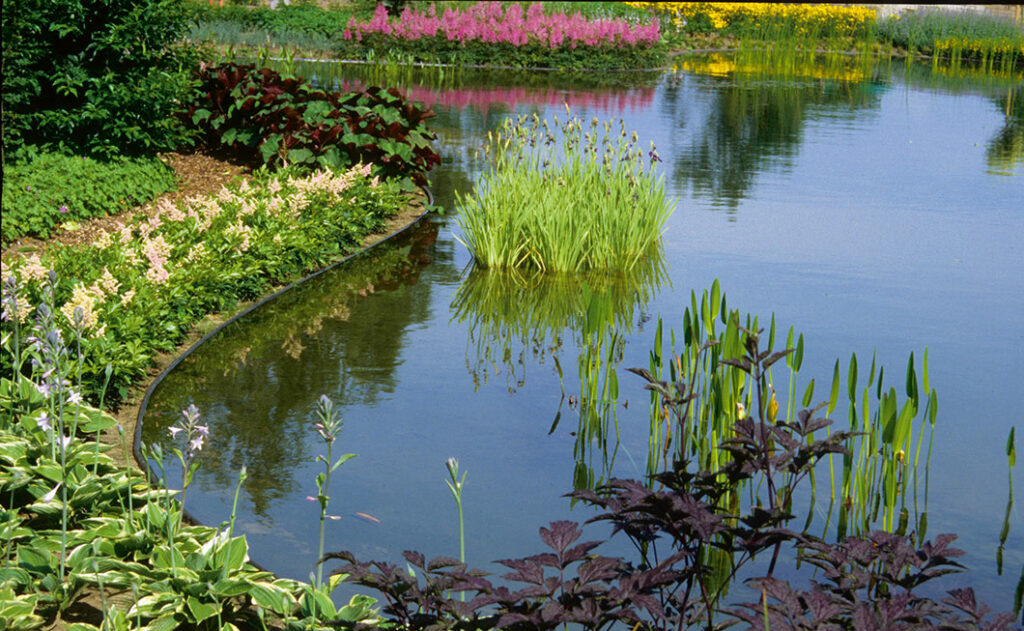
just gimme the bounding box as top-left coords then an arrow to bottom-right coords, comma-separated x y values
1,0 -> 199,160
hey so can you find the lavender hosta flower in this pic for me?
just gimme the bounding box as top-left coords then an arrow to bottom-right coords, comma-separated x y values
37,412 -> 52,432
42,482 -> 62,503
59,205 -> 69,214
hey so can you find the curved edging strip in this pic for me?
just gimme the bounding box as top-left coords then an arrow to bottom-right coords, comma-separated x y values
132,188 -> 434,548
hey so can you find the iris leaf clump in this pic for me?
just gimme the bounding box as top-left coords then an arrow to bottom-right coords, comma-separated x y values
456,111 -> 674,274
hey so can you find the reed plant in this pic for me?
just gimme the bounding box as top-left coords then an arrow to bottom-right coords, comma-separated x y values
876,7 -> 1024,63
456,109 -> 674,274
640,280 -> 937,540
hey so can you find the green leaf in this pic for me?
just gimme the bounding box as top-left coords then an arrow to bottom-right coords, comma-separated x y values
287,148 -> 314,164
802,379 -> 815,408
332,453 -> 357,473
710,279 -> 720,323
215,536 -> 249,573
1007,427 -> 1016,468
186,596 -> 220,623
827,359 -> 840,416
847,353 -> 858,402
248,583 -> 292,615
794,333 -> 804,372
17,545 -> 54,575
905,352 -> 918,409
146,614 -> 181,631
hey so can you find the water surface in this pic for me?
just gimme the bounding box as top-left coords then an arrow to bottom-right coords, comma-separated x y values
143,54 -> 1023,611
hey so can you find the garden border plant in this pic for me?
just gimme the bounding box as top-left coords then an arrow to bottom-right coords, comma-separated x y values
1,171 -> 434,630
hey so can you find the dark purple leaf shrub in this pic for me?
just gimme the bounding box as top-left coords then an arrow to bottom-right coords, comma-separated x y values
182,62 -> 441,186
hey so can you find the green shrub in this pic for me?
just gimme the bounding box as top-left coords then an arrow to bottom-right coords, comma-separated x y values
1,0 -> 199,159
184,63 -> 441,186
1,151 -> 177,244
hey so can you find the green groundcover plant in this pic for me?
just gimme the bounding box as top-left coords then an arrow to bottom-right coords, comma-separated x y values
1,165 -> 407,406
0,306 -> 381,628
2,152 -> 178,245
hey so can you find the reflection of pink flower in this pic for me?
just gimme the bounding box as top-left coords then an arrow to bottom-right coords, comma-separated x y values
338,79 -> 656,117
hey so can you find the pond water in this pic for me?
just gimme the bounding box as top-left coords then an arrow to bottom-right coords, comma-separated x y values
141,53 -> 1023,613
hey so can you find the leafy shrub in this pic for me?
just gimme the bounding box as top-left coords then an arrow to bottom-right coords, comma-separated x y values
1,151 -> 177,244
2,165 -> 408,404
184,63 -> 441,186
1,0 -> 199,159
185,1 -> 369,39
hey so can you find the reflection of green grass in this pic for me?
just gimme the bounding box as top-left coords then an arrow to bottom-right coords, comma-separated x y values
450,257 -> 667,386
451,256 -> 667,490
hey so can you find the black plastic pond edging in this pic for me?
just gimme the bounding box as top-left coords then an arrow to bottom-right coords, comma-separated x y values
132,187 -> 433,561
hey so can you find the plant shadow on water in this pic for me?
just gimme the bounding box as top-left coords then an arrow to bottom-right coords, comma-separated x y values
450,251 -> 669,491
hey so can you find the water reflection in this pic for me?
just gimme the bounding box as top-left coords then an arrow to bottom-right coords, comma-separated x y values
142,220 -> 440,518
450,253 -> 668,487
667,51 -> 886,210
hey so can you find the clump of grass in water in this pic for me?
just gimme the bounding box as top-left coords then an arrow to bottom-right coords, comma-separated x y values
456,107 -> 674,273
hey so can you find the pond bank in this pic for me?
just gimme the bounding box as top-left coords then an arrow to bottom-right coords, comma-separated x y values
0,149 -> 433,472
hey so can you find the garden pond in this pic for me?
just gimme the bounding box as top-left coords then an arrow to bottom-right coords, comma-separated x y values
141,52 -> 1023,612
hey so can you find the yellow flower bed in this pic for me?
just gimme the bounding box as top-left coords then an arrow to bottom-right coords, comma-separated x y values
934,36 -> 1024,60
626,2 -> 876,39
